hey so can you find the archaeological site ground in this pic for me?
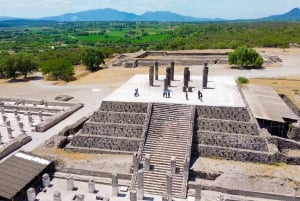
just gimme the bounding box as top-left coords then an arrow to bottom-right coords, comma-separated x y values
0,48 -> 300,201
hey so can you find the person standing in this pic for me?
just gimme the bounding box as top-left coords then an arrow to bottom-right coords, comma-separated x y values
198,90 -> 203,101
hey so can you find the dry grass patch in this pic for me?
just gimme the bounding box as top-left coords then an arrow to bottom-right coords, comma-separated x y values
249,78 -> 300,108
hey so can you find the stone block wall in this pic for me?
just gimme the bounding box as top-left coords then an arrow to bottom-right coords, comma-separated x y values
197,118 -> 259,135
82,122 -> 143,138
196,132 -> 268,151
70,135 -> 140,152
100,101 -> 148,113
198,145 -> 281,164
91,111 -> 146,125
196,106 -> 251,122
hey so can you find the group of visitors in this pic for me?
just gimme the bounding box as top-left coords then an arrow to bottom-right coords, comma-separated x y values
163,89 -> 171,98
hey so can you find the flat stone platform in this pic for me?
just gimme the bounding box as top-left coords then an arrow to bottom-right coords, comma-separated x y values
104,74 -> 245,107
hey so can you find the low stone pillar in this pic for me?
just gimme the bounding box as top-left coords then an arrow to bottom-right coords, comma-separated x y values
166,67 -> 171,86
0,133 -> 3,144
112,172 -> 119,196
53,191 -> 62,201
2,115 -> 7,122
155,62 -> 159,80
0,108 -> 4,115
170,61 -> 175,81
76,194 -> 84,201
16,115 -> 21,122
203,63 -> 209,88
42,173 -> 51,188
166,171 -> 172,199
27,111 -> 31,117
66,175 -> 74,191
18,122 -> 24,132
164,78 -> 168,91
132,152 -> 139,172
39,111 -> 43,121
45,102 -> 48,107
149,66 -> 154,87
171,156 -> 176,174
130,190 -> 137,201
162,193 -> 171,201
26,188 -> 36,201
6,120 -> 10,127
14,109 -> 18,116
195,183 -> 201,201
7,127 -> 12,139
137,170 -> 144,200
144,154 -> 150,171
88,179 -> 96,193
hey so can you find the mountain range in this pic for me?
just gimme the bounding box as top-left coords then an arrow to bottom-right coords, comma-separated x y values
0,8 -> 300,23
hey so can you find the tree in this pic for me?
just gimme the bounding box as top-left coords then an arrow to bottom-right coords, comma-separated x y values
0,51 -> 9,77
41,58 -> 74,82
14,53 -> 38,79
229,47 -> 264,67
81,48 -> 105,72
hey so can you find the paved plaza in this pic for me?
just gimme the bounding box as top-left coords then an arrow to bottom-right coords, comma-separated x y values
105,74 -> 245,107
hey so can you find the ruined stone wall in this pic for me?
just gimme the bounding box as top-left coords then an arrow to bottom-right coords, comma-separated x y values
91,111 -> 146,125
0,134 -> 32,160
100,101 -> 148,113
70,135 -> 140,152
36,103 -> 83,132
196,132 -> 268,151
197,145 -> 282,164
196,106 -> 251,122
82,122 -> 143,138
3,105 -> 61,113
197,118 -> 259,135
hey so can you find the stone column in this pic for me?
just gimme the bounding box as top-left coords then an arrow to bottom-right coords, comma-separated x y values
166,67 -> 171,86
0,108 -> 4,115
130,190 -> 137,201
42,173 -> 51,188
16,115 -> 21,122
76,194 -> 84,201
170,61 -> 175,81
53,191 -> 62,201
203,63 -> 209,88
66,175 -> 74,191
7,127 -> 12,139
137,170 -> 144,200
88,179 -> 95,193
144,154 -> 150,171
166,171 -> 172,199
0,133 -> 3,144
149,66 -> 154,87
14,109 -> 18,116
155,62 -> 159,80
164,78 -> 168,91
112,172 -> 119,196
184,67 -> 189,87
195,183 -> 201,201
26,188 -> 36,201
171,156 -> 176,174
132,152 -> 139,172
6,120 -> 10,127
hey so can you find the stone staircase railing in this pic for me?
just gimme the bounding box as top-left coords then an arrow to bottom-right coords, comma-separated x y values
130,103 -> 153,191
181,105 -> 195,198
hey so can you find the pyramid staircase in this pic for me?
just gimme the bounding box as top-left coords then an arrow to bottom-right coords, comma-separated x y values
132,103 -> 195,198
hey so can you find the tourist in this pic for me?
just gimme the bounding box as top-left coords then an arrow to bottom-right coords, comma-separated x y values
167,89 -> 171,98
163,90 -> 166,98
198,90 -> 203,101
185,91 -> 188,100
134,88 -> 139,97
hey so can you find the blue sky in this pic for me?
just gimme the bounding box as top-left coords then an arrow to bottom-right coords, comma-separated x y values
1,0 -> 300,19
